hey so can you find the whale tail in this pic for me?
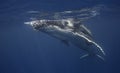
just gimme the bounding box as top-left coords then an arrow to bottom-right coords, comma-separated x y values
80,54 -> 105,61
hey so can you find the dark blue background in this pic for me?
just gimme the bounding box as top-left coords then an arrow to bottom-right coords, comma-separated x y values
0,0 -> 120,73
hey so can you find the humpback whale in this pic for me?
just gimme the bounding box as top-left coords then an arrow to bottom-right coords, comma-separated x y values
25,18 -> 105,60
24,6 -> 105,60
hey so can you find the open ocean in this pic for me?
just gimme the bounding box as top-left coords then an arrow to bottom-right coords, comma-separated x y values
0,0 -> 120,73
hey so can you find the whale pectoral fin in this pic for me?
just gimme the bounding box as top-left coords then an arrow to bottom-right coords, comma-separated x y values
61,40 -> 69,46
85,40 -> 92,46
80,25 -> 93,37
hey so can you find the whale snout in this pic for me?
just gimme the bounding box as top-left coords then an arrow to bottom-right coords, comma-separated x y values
24,20 -> 46,30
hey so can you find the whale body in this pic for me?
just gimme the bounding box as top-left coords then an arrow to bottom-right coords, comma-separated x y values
25,19 -> 105,60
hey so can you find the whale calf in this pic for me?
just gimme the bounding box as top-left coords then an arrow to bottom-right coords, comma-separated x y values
25,18 -> 105,60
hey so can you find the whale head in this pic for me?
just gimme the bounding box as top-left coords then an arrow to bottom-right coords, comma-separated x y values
24,19 -> 75,31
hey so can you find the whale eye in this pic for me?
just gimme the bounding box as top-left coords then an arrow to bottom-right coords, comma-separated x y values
64,21 -> 68,26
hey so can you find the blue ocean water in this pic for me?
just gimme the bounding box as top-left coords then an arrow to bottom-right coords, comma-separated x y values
0,0 -> 120,73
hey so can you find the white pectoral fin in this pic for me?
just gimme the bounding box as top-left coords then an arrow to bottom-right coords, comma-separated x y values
92,42 -> 105,55
76,32 -> 105,56
80,25 -> 92,37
